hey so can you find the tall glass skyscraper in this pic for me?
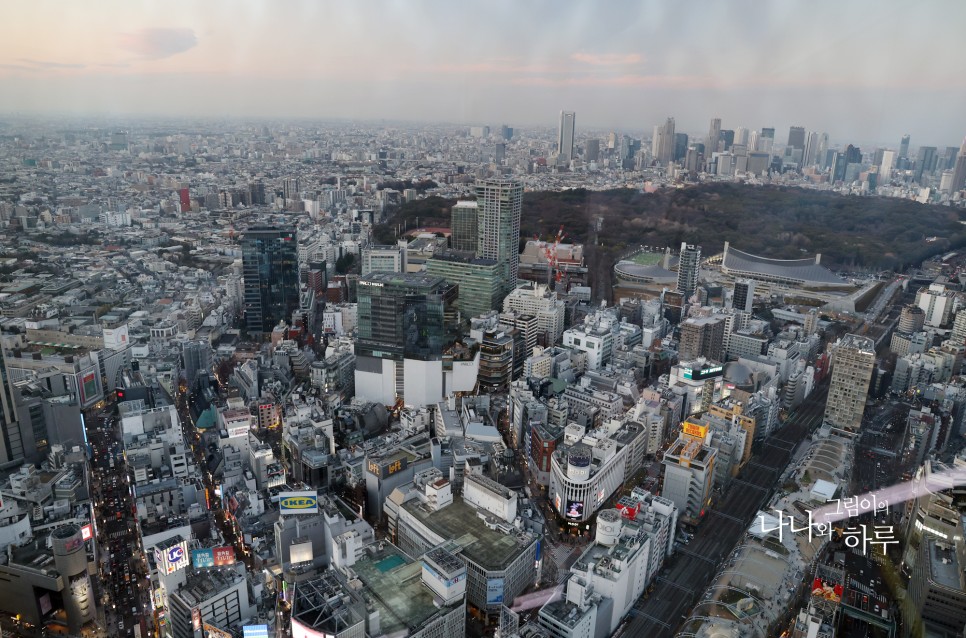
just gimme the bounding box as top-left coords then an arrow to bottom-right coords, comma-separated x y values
241,226 -> 300,337
355,272 -> 458,362
557,111 -> 576,161
475,178 -> 523,296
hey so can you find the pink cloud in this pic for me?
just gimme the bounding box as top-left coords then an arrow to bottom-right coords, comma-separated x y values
118,28 -> 197,60
511,73 -> 712,89
570,52 -> 643,66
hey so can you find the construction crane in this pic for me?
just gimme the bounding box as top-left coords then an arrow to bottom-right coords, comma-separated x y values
542,225 -> 567,287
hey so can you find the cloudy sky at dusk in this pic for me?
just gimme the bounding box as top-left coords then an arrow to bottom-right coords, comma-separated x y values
1,0 -> 964,146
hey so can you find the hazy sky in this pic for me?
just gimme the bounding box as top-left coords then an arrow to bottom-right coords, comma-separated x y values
2,0 -> 964,146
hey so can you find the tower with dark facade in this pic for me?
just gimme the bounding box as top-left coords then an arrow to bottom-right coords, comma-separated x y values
241,226 -> 300,337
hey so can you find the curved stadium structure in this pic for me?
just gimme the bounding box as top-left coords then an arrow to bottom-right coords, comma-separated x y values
613,249 -> 678,286
720,241 -> 850,288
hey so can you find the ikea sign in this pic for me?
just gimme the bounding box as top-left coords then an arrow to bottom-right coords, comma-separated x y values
279,491 -> 318,514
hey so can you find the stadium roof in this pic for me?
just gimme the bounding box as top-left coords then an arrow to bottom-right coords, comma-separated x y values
721,243 -> 848,287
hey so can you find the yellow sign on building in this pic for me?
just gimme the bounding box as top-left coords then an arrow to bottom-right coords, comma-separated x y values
682,421 -> 708,439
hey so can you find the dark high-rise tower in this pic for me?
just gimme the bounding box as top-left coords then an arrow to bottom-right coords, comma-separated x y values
241,226 -> 300,336
899,134 -> 911,160
786,126 -> 806,151
845,144 -> 862,164
915,146 -> 937,184
0,350 -> 24,466
733,279 -> 755,313
475,178 -> 523,295
355,272 -> 458,363
673,133 -> 689,162
676,242 -> 702,299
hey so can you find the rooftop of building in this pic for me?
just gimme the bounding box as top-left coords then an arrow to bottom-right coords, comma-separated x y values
838,333 -> 876,353
291,570 -> 365,636
351,544 -> 457,635
360,270 -> 448,288
665,436 -> 713,465
540,598 -> 594,629
926,538 -> 964,590
403,496 -> 535,570
174,566 -> 244,606
429,250 -> 498,267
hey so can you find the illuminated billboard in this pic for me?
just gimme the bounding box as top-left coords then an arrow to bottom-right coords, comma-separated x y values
192,608 -> 202,632
213,546 -> 235,566
367,457 -> 408,478
290,540 -> 314,564
279,491 -> 319,514
682,421 -> 709,439
80,524 -> 93,541
811,578 -> 843,602
565,500 -> 584,519
683,365 -> 723,381
155,539 -> 189,574
192,548 -> 215,568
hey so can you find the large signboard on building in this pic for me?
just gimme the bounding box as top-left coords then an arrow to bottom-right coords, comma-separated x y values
486,577 -> 505,605
192,548 -> 215,568
565,500 -> 584,519
290,540 -> 314,564
366,457 -> 408,479
79,371 -> 98,405
204,624 -> 234,638
243,626 -> 269,638
227,425 -> 251,438
192,608 -> 202,632
213,546 -> 235,566
279,491 -> 319,514
154,540 -> 189,574
80,524 -> 93,541
683,365 -> 723,381
103,324 -> 129,350
682,421 -> 709,439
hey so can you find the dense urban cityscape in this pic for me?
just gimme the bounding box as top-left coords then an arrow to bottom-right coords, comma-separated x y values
0,108 -> 964,638
2,4 -> 966,638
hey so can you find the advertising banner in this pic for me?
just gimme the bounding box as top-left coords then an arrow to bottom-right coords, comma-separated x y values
156,540 -> 189,574
243,626 -> 269,638
204,624 -> 234,638
279,491 -> 319,514
565,500 -> 584,519
486,577 -> 505,605
192,548 -> 215,568
213,546 -> 235,566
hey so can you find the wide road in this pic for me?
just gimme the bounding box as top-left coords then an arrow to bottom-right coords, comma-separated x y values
626,378 -> 830,637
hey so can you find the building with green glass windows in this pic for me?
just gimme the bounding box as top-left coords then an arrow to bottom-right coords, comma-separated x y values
426,251 -> 502,321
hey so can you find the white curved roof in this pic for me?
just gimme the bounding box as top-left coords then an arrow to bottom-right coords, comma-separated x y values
722,245 -> 846,286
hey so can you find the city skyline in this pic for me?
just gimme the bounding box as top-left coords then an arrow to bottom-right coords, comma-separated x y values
1,1 -> 965,146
